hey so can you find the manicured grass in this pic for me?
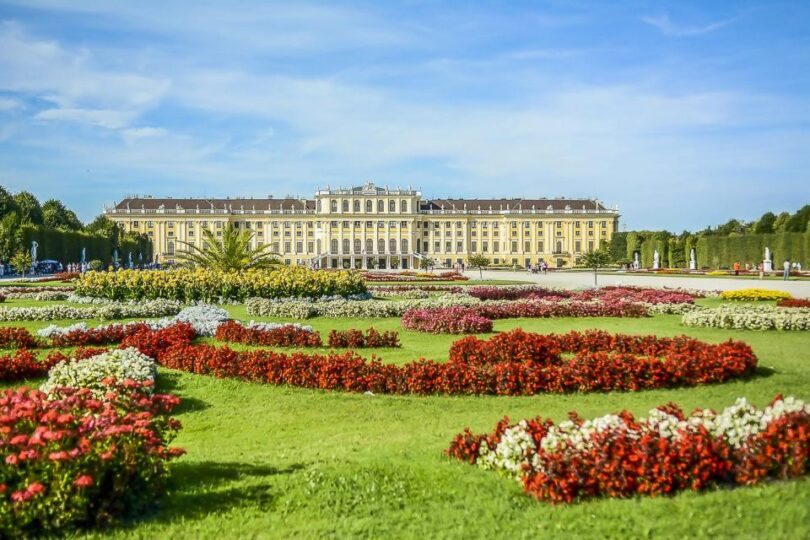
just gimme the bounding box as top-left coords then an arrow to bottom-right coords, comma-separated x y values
3,304 -> 809,538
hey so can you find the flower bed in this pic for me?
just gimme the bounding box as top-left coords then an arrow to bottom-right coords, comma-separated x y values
0,348 -> 108,383
465,286 -> 571,301
116,326 -> 755,396
682,305 -> 810,330
777,298 -> 810,308
401,307 -> 493,334
362,271 -> 469,282
215,320 -> 322,347
1,290 -> 71,301
575,286 -> 695,305
74,267 -> 366,302
327,328 -> 400,348
245,295 -> 481,319
40,348 -> 156,397
0,299 -> 182,322
0,383 -> 183,536
720,288 -> 793,301
473,300 -> 648,319
446,395 -> 809,504
0,327 -> 39,349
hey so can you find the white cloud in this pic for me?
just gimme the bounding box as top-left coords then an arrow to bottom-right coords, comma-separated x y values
35,107 -> 137,129
642,14 -> 733,37
0,97 -> 22,110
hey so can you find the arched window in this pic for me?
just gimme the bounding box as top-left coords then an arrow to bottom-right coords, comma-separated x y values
330,200 -> 337,212
353,200 -> 360,212
377,200 -> 384,213
366,238 -> 374,253
401,200 -> 408,213
342,200 -> 349,212
389,200 -> 396,213
167,241 -> 175,255
389,239 -> 397,253
401,239 -> 408,252
330,239 -> 338,252
365,200 -> 373,213
354,239 -> 361,253
556,240 -> 563,253
342,239 -> 350,253
378,239 -> 386,253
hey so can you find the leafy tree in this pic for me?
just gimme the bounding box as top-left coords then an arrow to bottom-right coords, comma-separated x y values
578,249 -> 612,287
86,215 -> 121,244
754,212 -> 776,234
418,257 -> 432,271
42,199 -> 83,230
390,256 -> 400,269
785,204 -> 810,232
467,253 -> 490,279
10,250 -> 32,275
12,191 -> 43,225
773,212 -> 791,233
0,212 -> 20,261
175,223 -> 280,271
0,186 -> 18,220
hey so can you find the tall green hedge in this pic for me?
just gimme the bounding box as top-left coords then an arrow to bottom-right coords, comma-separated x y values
695,232 -> 808,269
20,225 -> 151,265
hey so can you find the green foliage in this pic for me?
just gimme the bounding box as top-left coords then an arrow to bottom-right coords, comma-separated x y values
607,232 -> 627,263
88,259 -> 104,271
0,212 -> 20,261
10,250 -> 32,274
785,204 -> 810,233
42,199 -> 83,231
0,186 -> 19,219
418,257 -> 431,270
467,253 -> 490,278
578,249 -> 611,286
755,212 -> 777,234
12,191 -> 43,226
175,224 -> 279,271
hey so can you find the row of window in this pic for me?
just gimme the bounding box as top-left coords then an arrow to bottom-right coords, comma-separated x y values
129,218 -> 612,230
322,199 -> 412,214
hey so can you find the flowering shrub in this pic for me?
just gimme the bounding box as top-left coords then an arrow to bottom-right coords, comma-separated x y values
682,305 -> 810,330
0,327 -> 39,349
0,299 -> 182,321
575,286 -> 695,305
158,304 -> 229,336
74,267 -> 367,301
473,300 -> 648,319
369,284 -> 466,295
0,384 -> 183,536
777,298 -> 810,308
401,307 -> 494,334
327,328 -> 400,348
214,320 -> 322,347
446,395 -> 809,504
40,348 -> 156,397
720,288 -> 793,301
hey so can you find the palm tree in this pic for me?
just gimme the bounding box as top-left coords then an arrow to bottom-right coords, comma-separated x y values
175,224 -> 280,271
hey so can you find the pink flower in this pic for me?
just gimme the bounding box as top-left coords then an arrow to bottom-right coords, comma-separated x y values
73,474 -> 94,488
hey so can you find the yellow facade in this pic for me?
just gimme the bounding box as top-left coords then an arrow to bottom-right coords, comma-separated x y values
105,182 -> 619,269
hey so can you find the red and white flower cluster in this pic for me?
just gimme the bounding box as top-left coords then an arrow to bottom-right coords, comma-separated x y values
446,395 -> 809,503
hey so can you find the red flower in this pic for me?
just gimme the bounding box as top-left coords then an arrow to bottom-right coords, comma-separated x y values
73,475 -> 94,488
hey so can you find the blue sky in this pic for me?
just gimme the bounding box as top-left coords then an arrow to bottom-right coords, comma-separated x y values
0,1 -> 808,230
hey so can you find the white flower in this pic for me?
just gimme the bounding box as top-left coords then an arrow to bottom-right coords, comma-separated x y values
41,347 -> 156,397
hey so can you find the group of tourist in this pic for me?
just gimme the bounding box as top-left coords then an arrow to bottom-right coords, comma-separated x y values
528,261 -> 549,274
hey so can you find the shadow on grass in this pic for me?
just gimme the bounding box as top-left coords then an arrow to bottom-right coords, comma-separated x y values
119,460 -> 304,529
754,365 -> 776,379
155,372 -> 211,414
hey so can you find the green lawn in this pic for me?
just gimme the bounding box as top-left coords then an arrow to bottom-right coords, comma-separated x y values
2,303 -> 809,538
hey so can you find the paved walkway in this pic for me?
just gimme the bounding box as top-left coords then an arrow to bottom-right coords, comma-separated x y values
468,269 -> 810,296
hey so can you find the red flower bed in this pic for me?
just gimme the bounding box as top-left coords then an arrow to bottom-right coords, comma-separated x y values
118,325 -> 755,396
401,307 -> 493,334
214,320 -> 322,347
777,298 -> 810,308
446,395 -> 809,504
473,300 -> 648,319
49,323 -> 154,347
466,286 -> 571,301
575,286 -> 695,304
0,347 -> 109,382
0,383 -> 183,536
0,327 -> 40,349
120,323 -> 196,359
327,328 -> 400,348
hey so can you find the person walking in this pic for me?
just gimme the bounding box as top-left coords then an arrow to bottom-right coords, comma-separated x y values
783,259 -> 791,281
733,261 -> 740,276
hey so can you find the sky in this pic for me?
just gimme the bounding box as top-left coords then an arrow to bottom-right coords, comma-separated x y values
0,0 -> 808,230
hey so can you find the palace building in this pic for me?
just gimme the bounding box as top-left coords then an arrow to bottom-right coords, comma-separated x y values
104,182 -> 619,269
